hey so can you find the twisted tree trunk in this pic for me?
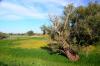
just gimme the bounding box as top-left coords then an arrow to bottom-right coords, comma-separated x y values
63,48 -> 80,61
60,37 -> 80,61
48,4 -> 80,61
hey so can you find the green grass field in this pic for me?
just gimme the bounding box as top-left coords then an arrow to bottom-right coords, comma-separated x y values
0,37 -> 100,66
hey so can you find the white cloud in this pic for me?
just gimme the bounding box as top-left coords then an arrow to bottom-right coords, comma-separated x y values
1,14 -> 22,20
0,2 -> 48,20
0,0 -> 77,21
39,0 -> 66,6
20,0 -> 78,15
21,0 -> 67,6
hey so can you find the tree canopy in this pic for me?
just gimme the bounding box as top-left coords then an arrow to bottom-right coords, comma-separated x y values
42,2 -> 100,61
27,31 -> 34,36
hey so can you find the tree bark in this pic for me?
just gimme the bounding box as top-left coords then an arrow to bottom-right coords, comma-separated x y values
63,48 -> 80,61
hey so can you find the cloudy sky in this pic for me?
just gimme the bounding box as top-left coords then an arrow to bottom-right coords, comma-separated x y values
0,0 -> 96,33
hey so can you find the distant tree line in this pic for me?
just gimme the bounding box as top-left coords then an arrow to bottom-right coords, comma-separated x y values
0,30 -> 35,40
9,30 -> 34,36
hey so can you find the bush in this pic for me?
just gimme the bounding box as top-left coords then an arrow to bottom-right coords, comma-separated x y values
27,31 -> 34,36
0,32 -> 7,39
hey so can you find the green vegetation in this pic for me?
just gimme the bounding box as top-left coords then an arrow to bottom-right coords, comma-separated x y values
0,37 -> 100,66
0,1 -> 100,66
41,25 -> 48,35
41,2 -> 100,61
0,32 -> 8,39
27,31 -> 34,36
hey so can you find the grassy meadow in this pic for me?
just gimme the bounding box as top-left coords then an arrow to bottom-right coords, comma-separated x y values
0,36 -> 100,66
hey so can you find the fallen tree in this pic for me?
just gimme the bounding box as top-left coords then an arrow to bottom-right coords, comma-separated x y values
46,4 -> 80,61
42,2 -> 100,61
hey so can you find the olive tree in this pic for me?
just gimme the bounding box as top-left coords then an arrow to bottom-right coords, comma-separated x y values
42,1 -> 100,61
47,4 -> 80,61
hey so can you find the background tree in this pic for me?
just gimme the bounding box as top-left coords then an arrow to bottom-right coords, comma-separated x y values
41,25 -> 48,35
69,2 -> 100,46
27,31 -> 34,36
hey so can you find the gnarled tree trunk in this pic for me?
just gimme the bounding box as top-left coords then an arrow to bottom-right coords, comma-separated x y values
60,38 -> 80,61
47,4 -> 80,61
63,48 -> 80,61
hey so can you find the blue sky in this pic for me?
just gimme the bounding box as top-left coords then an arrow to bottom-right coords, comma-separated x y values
0,0 -> 97,33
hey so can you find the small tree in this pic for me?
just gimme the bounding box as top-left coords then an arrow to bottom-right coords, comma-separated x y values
0,32 -> 7,39
41,25 -> 48,35
27,31 -> 34,36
